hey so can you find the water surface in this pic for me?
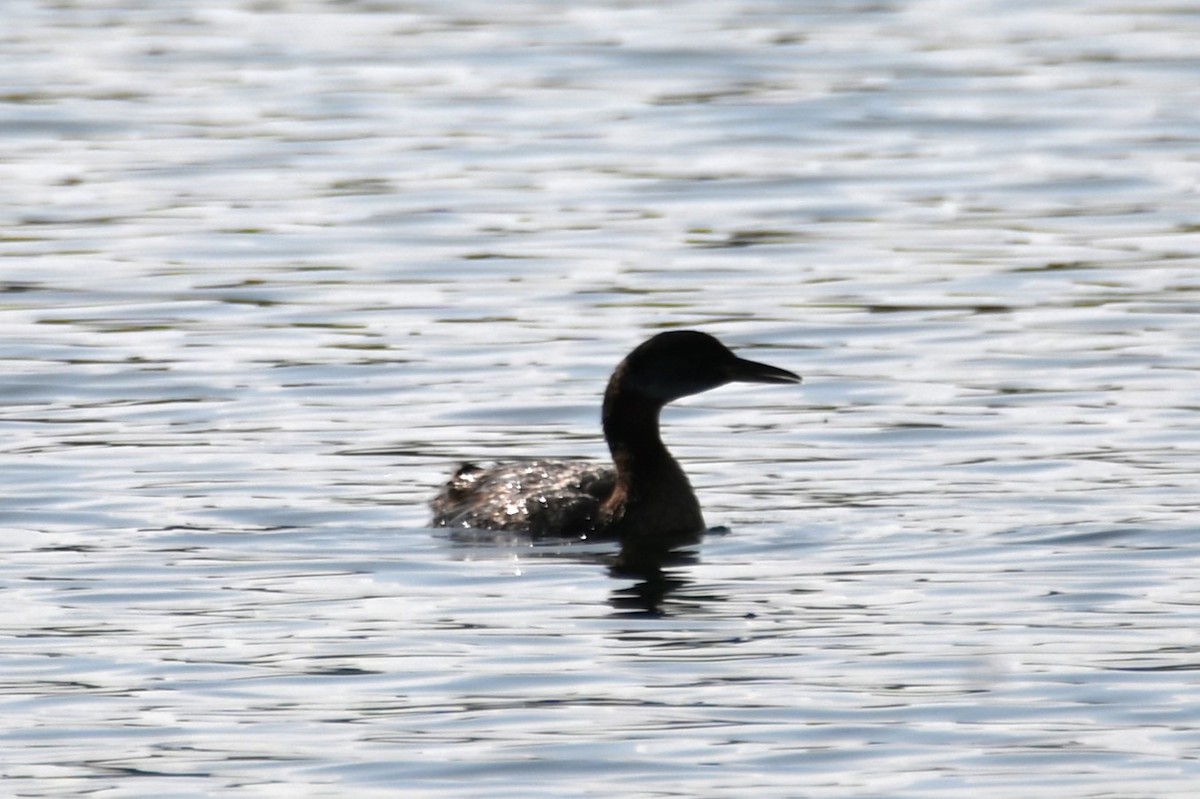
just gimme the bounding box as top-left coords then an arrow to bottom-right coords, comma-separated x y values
3,1 -> 1199,796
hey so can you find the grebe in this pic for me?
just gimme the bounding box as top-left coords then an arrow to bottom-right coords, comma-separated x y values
430,331 -> 800,550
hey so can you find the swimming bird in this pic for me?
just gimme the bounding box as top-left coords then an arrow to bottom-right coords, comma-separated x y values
430,330 -> 800,552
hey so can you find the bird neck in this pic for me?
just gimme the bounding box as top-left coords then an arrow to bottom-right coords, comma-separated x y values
600,374 -> 704,546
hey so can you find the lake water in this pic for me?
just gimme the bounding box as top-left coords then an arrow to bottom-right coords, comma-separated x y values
3,0 -> 1199,796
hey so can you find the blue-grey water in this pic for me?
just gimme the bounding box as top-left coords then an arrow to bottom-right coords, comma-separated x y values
3,1 -> 1199,796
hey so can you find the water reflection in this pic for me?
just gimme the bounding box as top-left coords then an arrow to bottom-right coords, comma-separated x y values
441,525 -> 716,615
607,548 -> 701,617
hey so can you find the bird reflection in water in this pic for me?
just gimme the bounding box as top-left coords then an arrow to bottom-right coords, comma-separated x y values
607,546 -> 702,617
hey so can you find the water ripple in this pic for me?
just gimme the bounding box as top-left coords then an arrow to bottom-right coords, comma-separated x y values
3,0 -> 1200,796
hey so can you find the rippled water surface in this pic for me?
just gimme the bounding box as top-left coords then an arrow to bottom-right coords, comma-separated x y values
3,0 -> 1200,796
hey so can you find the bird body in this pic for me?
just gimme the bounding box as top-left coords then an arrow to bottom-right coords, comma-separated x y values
431,331 -> 800,551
